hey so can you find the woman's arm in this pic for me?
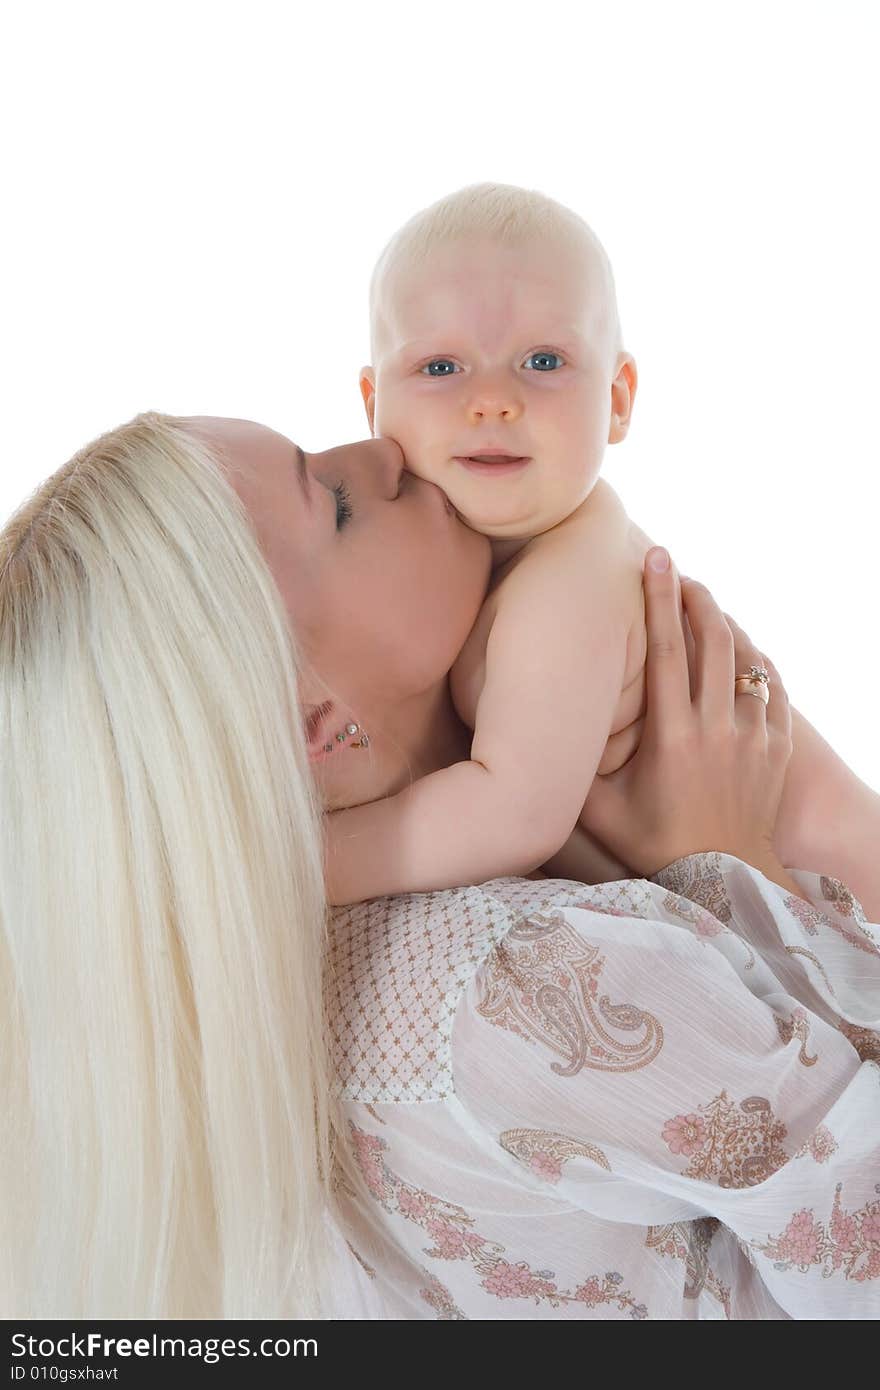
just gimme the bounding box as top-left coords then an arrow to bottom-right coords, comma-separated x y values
553,548 -> 879,907
773,705 -> 880,919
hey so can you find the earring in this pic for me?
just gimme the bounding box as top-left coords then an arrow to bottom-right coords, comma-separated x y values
323,721 -> 370,752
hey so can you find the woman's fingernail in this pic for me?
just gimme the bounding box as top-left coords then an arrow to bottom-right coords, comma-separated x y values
648,547 -> 670,572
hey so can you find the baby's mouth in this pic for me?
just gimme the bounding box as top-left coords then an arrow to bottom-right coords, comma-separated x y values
453,456 -> 533,474
463,452 -> 527,464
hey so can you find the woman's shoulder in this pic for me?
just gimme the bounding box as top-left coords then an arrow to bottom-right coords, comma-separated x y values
326,874 -> 648,967
324,877 -> 618,1106
326,862 -> 880,1110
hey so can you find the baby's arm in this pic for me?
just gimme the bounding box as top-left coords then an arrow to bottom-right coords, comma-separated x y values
323,536 -> 631,906
538,818 -> 637,885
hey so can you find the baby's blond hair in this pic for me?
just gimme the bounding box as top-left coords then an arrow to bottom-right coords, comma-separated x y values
368,180 -> 623,363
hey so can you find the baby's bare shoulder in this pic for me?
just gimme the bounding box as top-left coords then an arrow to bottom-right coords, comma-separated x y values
503,478 -> 637,586
483,487 -> 646,662
550,477 -> 633,557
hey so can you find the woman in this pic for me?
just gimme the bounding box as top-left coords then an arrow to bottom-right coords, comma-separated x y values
1,412 -> 877,1320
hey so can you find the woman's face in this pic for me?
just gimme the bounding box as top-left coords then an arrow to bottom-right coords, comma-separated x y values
184,415 -> 492,730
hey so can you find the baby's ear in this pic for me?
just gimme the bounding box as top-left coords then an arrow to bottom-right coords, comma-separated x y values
359,366 -> 377,435
608,353 -> 638,444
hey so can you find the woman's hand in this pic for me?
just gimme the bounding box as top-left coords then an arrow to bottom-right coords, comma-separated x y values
579,548 -> 796,884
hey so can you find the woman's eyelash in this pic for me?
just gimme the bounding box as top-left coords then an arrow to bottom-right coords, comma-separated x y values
333,480 -> 353,529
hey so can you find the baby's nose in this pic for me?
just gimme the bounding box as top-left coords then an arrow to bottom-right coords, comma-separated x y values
467,396 -> 521,422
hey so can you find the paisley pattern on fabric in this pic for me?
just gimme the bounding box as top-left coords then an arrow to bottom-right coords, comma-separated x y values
659,888 -> 756,967
658,892 -> 723,938
820,875 -> 872,927
645,1219 -> 731,1316
476,907 -> 663,1076
652,853 -> 733,923
784,945 -> 838,997
499,1127 -> 611,1182
661,1091 -> 790,1188
775,1007 -> 819,1066
838,1020 -> 880,1065
325,863 -> 880,1318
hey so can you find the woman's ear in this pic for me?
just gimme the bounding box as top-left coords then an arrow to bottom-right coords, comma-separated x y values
359,367 -> 377,435
303,700 -> 335,762
608,353 -> 638,445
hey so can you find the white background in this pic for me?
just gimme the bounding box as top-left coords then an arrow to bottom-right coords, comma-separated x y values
3,1 -> 878,790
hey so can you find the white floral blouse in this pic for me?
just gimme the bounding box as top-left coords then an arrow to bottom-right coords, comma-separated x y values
323,854 -> 880,1319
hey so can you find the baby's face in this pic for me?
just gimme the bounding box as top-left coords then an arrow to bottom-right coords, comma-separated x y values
362,236 -> 633,539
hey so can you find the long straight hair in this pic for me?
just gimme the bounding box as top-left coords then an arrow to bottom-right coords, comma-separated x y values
0,411 -> 364,1318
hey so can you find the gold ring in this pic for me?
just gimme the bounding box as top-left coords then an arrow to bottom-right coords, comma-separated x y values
734,676 -> 770,705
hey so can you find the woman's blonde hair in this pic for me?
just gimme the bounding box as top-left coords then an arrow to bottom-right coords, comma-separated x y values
0,411 -> 364,1318
367,179 -> 623,362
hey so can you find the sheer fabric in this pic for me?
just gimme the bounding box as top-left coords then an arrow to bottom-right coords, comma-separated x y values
324,855 -> 880,1319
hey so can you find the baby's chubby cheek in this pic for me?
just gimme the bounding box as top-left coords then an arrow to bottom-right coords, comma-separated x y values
373,398 -> 449,489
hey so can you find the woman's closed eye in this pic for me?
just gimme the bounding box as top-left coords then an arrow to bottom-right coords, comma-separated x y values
333,480 -> 353,529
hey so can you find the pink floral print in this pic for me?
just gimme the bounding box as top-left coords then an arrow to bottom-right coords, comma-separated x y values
662,1113 -> 707,1157
755,1185 -> 880,1281
350,1122 -> 649,1317
661,1091 -> 789,1187
327,861 -> 880,1318
785,890 -> 880,957
794,1125 -> 838,1165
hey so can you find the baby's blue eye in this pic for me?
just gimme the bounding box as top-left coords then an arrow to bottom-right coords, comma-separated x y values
420,359 -> 460,377
333,481 -> 353,529
523,351 -> 564,372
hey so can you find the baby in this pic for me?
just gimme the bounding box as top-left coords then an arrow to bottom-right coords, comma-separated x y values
322,182 -> 880,912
